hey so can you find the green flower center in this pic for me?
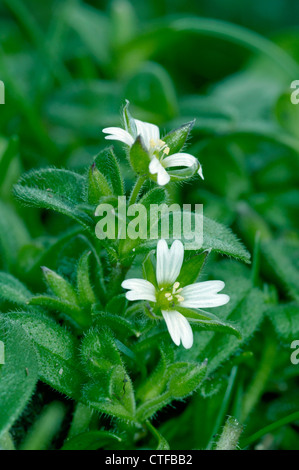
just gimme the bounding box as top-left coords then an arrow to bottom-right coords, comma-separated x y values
156,282 -> 184,310
150,138 -> 170,160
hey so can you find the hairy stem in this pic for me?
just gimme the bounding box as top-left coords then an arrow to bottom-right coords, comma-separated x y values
128,175 -> 147,206
206,366 -> 238,449
215,417 -> 243,450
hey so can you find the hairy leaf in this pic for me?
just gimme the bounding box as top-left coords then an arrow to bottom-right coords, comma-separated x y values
0,319 -> 39,437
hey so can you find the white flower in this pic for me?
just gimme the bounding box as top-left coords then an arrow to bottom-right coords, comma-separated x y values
103,116 -> 203,186
122,240 -> 229,349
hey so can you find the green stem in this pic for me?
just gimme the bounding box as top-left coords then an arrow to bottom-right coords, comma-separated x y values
241,411 -> 299,448
241,333 -> 277,423
206,366 -> 238,449
128,176 -> 147,206
215,417 -> 243,451
145,420 -> 170,450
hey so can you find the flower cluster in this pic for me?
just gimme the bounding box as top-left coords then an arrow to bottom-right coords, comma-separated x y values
103,102 -> 229,349
103,104 -> 203,186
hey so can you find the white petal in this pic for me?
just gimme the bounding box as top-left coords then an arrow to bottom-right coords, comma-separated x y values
156,239 -> 184,286
157,167 -> 170,186
180,294 -> 230,308
134,119 -> 160,150
162,310 -> 193,349
180,281 -> 230,308
149,156 -> 161,174
102,127 -> 134,147
167,240 -> 184,285
156,239 -> 169,286
149,157 -> 170,186
121,278 -> 156,302
163,153 -> 199,168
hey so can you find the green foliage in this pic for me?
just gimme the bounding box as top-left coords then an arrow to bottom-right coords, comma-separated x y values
163,121 -> 195,155
0,319 -> 39,438
5,312 -> 85,400
267,303 -> 299,344
61,430 -> 122,450
0,272 -> 32,307
14,169 -> 94,231
129,136 -> 151,175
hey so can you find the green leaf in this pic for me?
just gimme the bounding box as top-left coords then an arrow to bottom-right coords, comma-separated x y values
5,312 -> 85,399
262,239 -> 299,302
191,317 -> 242,339
129,136 -> 151,175
105,294 -> 128,316
61,430 -> 122,450
83,367 -> 136,422
176,250 -> 210,286
87,163 -> 113,205
176,307 -> 242,339
166,361 -> 207,399
267,303 -> 299,344
139,186 -> 168,208
163,120 -> 195,154
184,287 -> 266,378
92,310 -> 140,339
80,327 -> 123,377
28,296 -> 90,329
202,216 -> 251,263
14,168 -> 94,231
41,267 -> 78,305
132,213 -> 250,263
0,319 -> 39,438
77,251 -> 97,308
142,251 -> 157,287
146,421 -> 170,450
136,349 -> 169,402
136,361 -> 207,422
94,148 -> 124,197
0,272 -> 32,306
